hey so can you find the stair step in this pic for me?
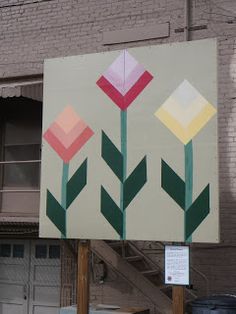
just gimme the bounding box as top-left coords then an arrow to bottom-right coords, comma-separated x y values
142,269 -> 159,276
125,255 -> 143,262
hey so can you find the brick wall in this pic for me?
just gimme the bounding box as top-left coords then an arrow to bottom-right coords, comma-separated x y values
189,0 -> 236,296
1,0 -> 236,310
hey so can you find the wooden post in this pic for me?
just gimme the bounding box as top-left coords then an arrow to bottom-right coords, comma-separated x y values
172,286 -> 185,314
77,240 -> 90,314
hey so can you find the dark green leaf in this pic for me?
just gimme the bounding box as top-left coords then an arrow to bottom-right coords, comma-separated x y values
101,186 -> 123,236
161,159 -> 185,210
185,184 -> 210,240
102,131 -> 124,182
123,156 -> 147,209
66,158 -> 87,208
46,190 -> 66,236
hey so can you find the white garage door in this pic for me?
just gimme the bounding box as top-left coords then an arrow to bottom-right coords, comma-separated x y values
0,239 -> 61,314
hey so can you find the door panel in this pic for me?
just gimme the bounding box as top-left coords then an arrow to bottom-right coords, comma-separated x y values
0,264 -> 26,281
0,282 -> 24,299
0,240 -> 29,314
29,240 -> 60,314
0,239 -> 61,314
34,286 -> 60,303
34,265 -> 60,282
0,302 -> 25,314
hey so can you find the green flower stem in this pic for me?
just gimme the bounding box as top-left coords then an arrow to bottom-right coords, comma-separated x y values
184,140 -> 193,242
120,109 -> 127,240
61,161 -> 69,238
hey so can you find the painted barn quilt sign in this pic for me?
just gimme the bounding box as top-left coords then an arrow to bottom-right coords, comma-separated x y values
40,38 -> 219,242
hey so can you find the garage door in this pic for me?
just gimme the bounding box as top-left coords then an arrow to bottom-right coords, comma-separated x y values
0,239 -> 61,314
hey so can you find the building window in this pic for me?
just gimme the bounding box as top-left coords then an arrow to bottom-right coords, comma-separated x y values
0,97 -> 42,214
35,244 -> 47,259
13,244 -> 24,258
0,244 -> 11,257
49,245 -> 60,259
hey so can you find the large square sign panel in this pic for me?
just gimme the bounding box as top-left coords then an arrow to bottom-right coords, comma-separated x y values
40,39 -> 219,242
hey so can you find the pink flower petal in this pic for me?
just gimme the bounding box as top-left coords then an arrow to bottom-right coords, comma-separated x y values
55,105 -> 81,134
50,120 -> 87,148
97,71 -> 153,110
43,126 -> 94,163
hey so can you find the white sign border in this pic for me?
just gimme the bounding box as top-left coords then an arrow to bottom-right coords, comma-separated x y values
164,245 -> 190,286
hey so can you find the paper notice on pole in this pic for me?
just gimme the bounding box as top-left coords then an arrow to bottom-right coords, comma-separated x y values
165,245 -> 189,285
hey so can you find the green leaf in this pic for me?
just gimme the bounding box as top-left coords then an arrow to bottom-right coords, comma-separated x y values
46,190 -> 66,236
161,159 -> 185,210
123,156 -> 147,209
185,184 -> 210,240
101,186 -> 123,236
102,131 -> 124,182
66,158 -> 87,208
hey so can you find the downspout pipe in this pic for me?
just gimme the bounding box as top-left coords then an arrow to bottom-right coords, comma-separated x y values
184,0 -> 190,41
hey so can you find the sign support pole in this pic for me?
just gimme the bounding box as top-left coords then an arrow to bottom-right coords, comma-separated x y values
165,245 -> 189,314
77,240 -> 90,314
172,286 -> 185,314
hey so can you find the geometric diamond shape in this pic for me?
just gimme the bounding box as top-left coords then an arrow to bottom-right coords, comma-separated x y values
97,71 -> 153,111
162,95 -> 207,128
103,50 -> 146,96
43,106 -> 94,162
43,126 -> 94,163
56,105 -> 81,134
155,80 -> 217,144
161,80 -> 209,128
50,120 -> 87,148
96,50 -> 153,110
174,80 -> 200,108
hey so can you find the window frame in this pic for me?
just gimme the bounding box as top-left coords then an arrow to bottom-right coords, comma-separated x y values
0,97 -> 42,216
